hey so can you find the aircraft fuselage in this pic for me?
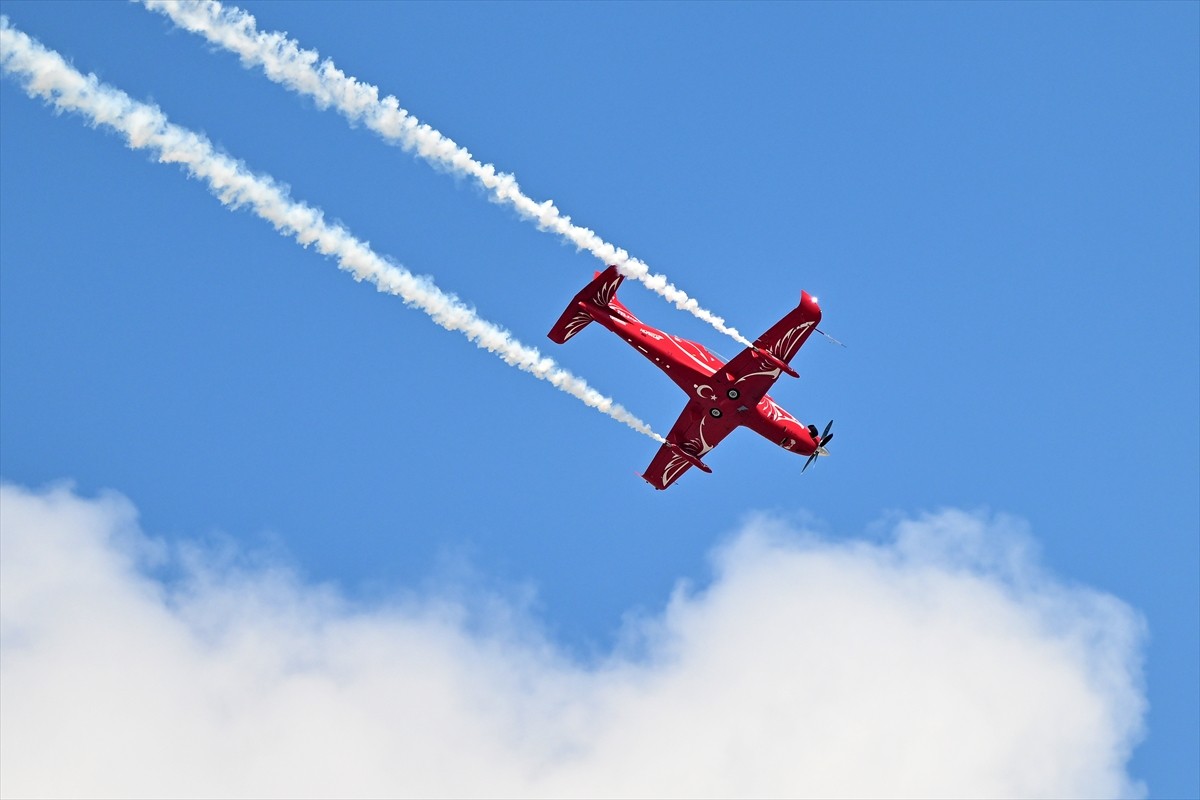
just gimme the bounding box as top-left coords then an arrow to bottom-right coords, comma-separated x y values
580,299 -> 818,457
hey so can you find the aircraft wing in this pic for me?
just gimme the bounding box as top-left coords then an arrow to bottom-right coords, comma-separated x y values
642,400 -> 739,490
714,291 -> 823,405
755,290 -> 822,365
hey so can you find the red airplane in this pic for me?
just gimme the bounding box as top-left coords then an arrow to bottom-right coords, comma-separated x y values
548,266 -> 833,489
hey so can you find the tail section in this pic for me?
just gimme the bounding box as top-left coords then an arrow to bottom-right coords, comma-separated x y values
547,266 -> 626,344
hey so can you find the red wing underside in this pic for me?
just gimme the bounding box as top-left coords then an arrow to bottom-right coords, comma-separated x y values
754,293 -> 821,364
707,292 -> 823,406
719,348 -> 787,407
642,401 -> 739,490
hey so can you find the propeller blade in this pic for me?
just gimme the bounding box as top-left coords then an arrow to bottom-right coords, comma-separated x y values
802,453 -> 818,473
822,420 -> 834,439
820,432 -> 834,447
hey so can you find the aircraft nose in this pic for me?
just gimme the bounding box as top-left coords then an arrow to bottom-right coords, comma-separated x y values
793,425 -> 817,453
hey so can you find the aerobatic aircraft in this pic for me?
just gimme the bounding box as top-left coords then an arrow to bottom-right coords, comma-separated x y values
548,266 -> 833,489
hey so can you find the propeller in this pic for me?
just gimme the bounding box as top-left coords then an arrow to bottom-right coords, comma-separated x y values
802,420 -> 834,473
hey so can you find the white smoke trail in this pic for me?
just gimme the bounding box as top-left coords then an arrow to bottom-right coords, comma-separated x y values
140,0 -> 753,347
0,17 -> 664,444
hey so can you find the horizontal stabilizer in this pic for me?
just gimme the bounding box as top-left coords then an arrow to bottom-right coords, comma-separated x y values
547,302 -> 595,344
547,266 -> 625,344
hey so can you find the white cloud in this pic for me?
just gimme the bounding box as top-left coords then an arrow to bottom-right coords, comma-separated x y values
0,483 -> 1145,799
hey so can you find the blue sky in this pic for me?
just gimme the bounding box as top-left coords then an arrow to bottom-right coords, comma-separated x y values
1,1 -> 1196,796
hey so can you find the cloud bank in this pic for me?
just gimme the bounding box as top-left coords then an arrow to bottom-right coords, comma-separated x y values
0,483 -> 1145,799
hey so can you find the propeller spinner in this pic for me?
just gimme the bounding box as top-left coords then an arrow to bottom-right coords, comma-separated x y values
802,420 -> 834,473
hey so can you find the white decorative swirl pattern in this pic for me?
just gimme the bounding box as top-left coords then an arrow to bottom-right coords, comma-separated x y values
771,321 -> 816,362
761,396 -> 799,425
735,362 -> 782,385
661,453 -> 691,487
595,273 -> 623,307
691,414 -> 717,455
562,310 -> 593,341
